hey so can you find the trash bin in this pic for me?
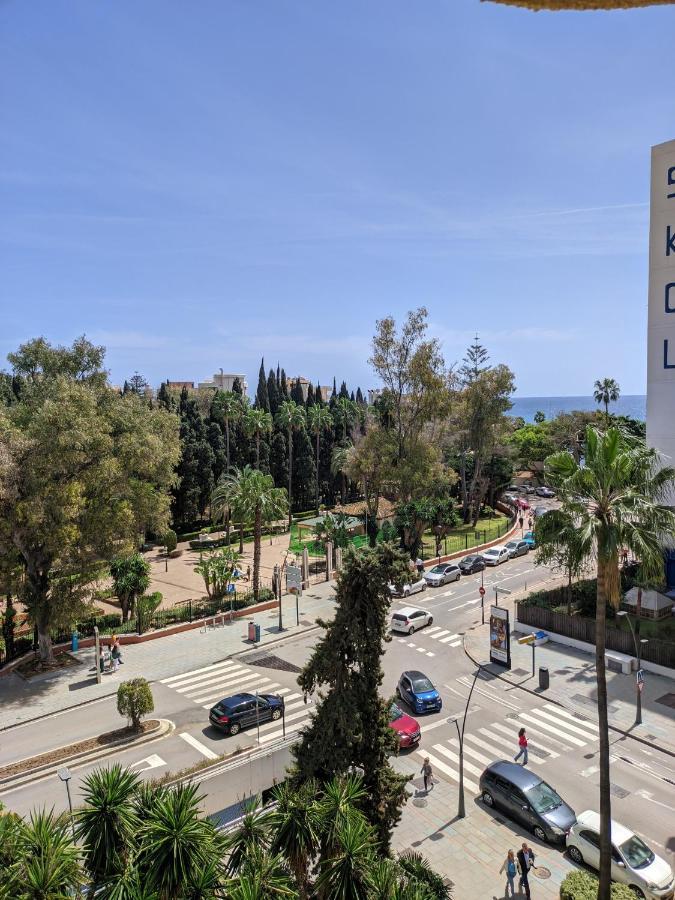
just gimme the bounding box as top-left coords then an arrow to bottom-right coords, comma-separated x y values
538,666 -> 549,691
248,620 -> 255,642
254,623 -> 261,642
71,631 -> 79,652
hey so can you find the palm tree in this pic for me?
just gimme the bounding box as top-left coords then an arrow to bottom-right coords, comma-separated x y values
244,408 -> 273,469
330,444 -> 353,505
269,780 -> 319,899
307,404 -> 333,514
397,850 -> 452,899
212,466 -> 288,601
215,391 -> 244,475
76,764 -> 141,885
545,426 -> 675,900
332,397 -> 358,442
276,400 -> 306,527
593,377 -> 620,424
14,809 -> 83,899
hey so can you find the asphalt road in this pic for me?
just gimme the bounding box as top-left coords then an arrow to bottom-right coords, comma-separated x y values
3,545 -> 674,881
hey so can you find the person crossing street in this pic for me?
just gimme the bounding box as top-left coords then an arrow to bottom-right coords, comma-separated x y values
514,727 -> 528,765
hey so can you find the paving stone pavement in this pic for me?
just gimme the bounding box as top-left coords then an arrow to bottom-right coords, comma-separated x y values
392,754 -> 575,899
0,587 -> 336,730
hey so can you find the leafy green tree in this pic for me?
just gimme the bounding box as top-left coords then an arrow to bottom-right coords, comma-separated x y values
276,400 -> 306,525
533,410 -> 546,424
164,528 -> 177,553
136,591 -> 162,634
545,426 -> 675,900
308,404 -> 333,513
535,509 -> 587,615
172,387 -> 215,528
110,553 -> 151,622
331,444 -> 353,505
397,851 -> 452,899
244,407 -> 273,469
270,430 -> 289,496
293,543 -> 411,851
314,513 -> 351,549
117,678 -> 155,731
509,423 -> 555,468
212,467 -> 288,601
193,547 -> 240,600
76,764 -> 141,884
593,377 -> 621,424
0,338 -> 179,663
127,372 -> 150,396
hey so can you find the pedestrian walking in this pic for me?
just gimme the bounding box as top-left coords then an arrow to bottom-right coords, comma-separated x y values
518,515 -> 524,530
528,516 -> 533,530
99,646 -> 106,674
415,557 -> 424,576
499,849 -> 517,898
514,727 -> 528,765
111,641 -> 121,672
517,843 -> 535,899
421,758 -> 434,792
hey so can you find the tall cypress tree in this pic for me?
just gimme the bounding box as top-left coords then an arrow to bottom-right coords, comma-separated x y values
267,369 -> 280,417
339,380 -> 349,399
355,386 -> 365,405
157,381 -> 173,411
315,381 -> 323,405
255,358 -> 269,411
306,383 -> 315,406
293,543 -> 411,851
291,377 -> 305,405
330,377 -> 337,408
269,429 -> 288,490
280,368 -> 289,399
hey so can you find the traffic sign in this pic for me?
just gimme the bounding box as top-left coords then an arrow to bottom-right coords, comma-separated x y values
479,586 -> 486,597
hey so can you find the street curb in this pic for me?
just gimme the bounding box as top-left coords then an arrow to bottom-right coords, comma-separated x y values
0,619 -> 325,734
462,629 -> 675,760
0,719 -> 175,789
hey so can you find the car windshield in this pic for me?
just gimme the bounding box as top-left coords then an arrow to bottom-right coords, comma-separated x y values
619,834 -> 655,869
390,703 -> 403,722
430,565 -> 445,574
463,557 -> 477,563
524,780 -> 563,814
484,549 -> 498,557
506,542 -> 518,549
411,676 -> 434,693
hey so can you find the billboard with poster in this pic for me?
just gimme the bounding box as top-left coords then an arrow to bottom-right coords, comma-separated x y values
489,606 -> 511,669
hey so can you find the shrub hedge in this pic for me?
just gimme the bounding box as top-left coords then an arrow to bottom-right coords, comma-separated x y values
559,870 -> 637,900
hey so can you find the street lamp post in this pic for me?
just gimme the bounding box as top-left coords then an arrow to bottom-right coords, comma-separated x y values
57,767 -> 76,841
617,610 -> 648,726
454,667 -> 482,819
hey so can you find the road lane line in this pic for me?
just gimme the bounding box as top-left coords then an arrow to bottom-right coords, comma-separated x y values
179,732 -> 219,760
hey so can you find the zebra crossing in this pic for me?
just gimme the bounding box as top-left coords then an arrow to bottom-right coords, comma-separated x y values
415,703 -> 599,795
160,659 -> 313,744
424,625 -> 462,647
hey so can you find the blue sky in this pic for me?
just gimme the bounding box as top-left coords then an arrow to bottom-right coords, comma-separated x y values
2,1 -> 674,396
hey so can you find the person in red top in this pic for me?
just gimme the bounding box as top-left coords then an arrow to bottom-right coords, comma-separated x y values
514,727 -> 528,765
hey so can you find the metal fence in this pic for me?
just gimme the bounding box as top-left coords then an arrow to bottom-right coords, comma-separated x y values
419,516 -> 514,560
517,603 -> 675,669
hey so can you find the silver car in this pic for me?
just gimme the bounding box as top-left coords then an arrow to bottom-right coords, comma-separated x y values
424,563 -> 461,586
504,539 -> 529,559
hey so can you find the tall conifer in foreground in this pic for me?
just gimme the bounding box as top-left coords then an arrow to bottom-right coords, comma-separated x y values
292,543 -> 411,852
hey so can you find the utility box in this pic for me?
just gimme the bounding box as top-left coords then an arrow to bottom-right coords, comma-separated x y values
248,621 -> 260,643
538,666 -> 549,691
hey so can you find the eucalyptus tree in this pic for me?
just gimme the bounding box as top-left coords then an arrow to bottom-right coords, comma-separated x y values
545,426 -> 675,900
276,400 -> 306,525
307,404 -> 333,513
244,407 -> 273,468
593,377 -> 621,424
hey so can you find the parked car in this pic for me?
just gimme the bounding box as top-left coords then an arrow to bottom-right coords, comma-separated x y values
479,761 -> 576,844
533,505 -> 549,518
388,577 -> 427,598
504,539 -> 530,559
502,493 -> 518,505
388,702 -> 421,748
518,484 -> 536,494
536,486 -> 555,498
567,810 -> 675,900
396,670 -> 442,714
390,606 -> 434,635
209,692 -> 284,736
424,563 -> 461,586
482,546 -> 510,566
523,531 -> 536,549
459,554 -> 486,575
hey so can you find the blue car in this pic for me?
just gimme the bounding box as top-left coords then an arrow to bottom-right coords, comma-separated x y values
396,670 -> 442,715
523,531 -> 536,549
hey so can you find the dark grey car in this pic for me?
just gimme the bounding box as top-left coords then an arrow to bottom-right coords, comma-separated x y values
479,761 -> 576,844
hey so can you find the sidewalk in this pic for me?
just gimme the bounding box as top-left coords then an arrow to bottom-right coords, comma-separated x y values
0,585 -> 336,731
392,753 -> 574,899
463,599 -> 675,757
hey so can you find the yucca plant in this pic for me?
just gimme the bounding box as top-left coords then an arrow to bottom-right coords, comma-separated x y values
269,780 -> 319,898
223,795 -> 273,875
16,809 -> 83,899
314,817 -> 377,900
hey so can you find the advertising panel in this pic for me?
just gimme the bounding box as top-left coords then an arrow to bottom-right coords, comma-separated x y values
489,605 -> 511,669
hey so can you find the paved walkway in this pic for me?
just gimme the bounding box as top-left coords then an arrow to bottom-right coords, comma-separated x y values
392,754 -> 574,899
0,584 -> 336,730
463,598 -> 675,756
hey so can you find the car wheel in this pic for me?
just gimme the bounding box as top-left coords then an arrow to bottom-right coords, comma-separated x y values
567,846 -> 584,865
404,589 -> 410,597
533,825 -> 547,843
396,687 -> 401,698
271,709 -> 282,721
455,572 -> 461,581
408,625 -> 415,635
482,791 -> 494,808
630,888 -> 645,899
427,616 -> 433,626
229,722 -> 241,736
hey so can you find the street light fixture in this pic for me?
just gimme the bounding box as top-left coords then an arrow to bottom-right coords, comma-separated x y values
616,610 -> 648,725
454,667 -> 482,819
57,767 -> 76,840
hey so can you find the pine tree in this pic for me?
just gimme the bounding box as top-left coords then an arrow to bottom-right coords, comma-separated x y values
459,334 -> 489,385
255,358 -> 270,411
293,543 -> 411,851
122,380 -> 130,395
171,391 -> 216,528
267,369 -> 280,417
157,382 -> 173,411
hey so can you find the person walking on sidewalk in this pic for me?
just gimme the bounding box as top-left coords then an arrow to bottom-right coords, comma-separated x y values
421,758 -> 434,792
517,843 -> 535,899
499,849 -> 517,897
514,727 -> 528,765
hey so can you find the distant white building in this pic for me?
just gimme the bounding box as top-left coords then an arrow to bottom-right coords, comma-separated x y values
367,388 -> 382,405
198,369 -> 248,395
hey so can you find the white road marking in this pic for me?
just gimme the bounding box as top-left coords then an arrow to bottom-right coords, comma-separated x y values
516,712 -> 587,747
129,753 -> 167,771
543,704 -> 599,732
484,721 -> 563,757
179,733 -> 219,760
414,749 -> 479,794
431,743 -> 484,778
161,660 -> 241,685
170,663 -> 244,690
532,707 -> 598,740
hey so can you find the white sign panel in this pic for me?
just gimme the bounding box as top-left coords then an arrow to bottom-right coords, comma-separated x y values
647,139 -> 675,470
286,565 -> 302,593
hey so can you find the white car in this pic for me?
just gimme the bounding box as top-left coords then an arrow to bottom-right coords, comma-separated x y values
390,606 -> 434,635
567,810 -> 675,900
482,546 -> 510,566
388,577 -> 427,598
424,563 -> 461,587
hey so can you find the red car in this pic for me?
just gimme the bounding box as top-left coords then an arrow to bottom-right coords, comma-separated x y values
389,703 -> 421,748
